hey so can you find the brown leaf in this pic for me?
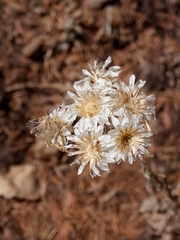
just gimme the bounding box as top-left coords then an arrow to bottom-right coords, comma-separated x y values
0,164 -> 40,201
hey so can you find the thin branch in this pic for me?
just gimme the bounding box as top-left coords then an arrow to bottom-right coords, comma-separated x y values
4,82 -> 73,93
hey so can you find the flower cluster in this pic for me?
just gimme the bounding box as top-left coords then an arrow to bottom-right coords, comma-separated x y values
29,57 -> 155,178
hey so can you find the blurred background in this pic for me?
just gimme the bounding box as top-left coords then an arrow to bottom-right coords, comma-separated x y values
0,0 -> 180,239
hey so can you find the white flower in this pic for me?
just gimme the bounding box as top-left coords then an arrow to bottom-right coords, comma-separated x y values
109,116 -> 153,164
75,56 -> 121,89
67,122 -> 115,178
30,105 -> 75,152
29,56 -> 155,179
67,81 -> 113,125
111,74 -> 155,121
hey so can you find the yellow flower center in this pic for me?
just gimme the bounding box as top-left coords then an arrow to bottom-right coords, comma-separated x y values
117,131 -> 134,152
121,134 -> 132,145
86,140 -> 101,162
127,96 -> 147,114
116,91 -> 130,107
76,93 -> 101,118
78,138 -> 102,165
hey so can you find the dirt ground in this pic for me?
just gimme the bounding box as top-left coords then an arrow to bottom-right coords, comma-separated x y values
0,0 -> 180,239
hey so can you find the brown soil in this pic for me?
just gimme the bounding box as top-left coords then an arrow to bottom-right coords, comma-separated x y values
0,0 -> 180,239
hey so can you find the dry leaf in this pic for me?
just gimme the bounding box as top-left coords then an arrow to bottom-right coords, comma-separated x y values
0,164 -> 40,201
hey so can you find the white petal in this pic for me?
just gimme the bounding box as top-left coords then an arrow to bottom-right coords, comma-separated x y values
128,154 -> 134,164
78,164 -> 85,175
109,66 -> 121,72
91,165 -> 101,177
67,91 -> 76,99
129,74 -> 135,87
82,69 -> 92,77
136,80 -> 146,89
103,56 -> 112,68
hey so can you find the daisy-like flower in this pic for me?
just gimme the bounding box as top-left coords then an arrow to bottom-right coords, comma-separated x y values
67,81 -> 113,125
76,56 -> 121,88
29,105 -> 75,152
28,56 -> 155,179
67,122 -> 116,178
109,116 -> 153,164
111,74 -> 155,122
